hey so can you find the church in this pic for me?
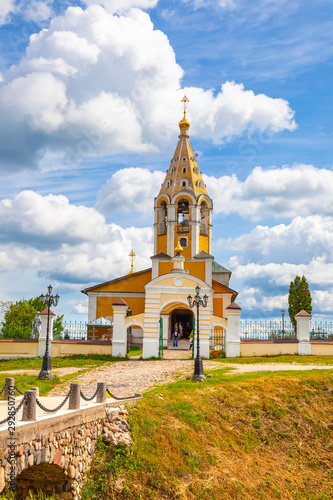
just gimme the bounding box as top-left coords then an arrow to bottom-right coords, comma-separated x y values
82,97 -> 241,359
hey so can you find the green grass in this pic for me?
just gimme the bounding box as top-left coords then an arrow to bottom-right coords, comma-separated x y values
82,368 -> 333,500
0,353 -> 119,371
218,354 -> 333,365
128,346 -> 142,358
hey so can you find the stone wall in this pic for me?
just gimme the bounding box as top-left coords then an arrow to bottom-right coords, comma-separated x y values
0,405 -> 132,499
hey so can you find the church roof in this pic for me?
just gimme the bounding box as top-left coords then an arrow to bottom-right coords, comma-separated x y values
81,268 -> 152,294
194,251 -> 214,259
212,261 -> 231,274
157,101 -> 212,204
150,252 -> 172,260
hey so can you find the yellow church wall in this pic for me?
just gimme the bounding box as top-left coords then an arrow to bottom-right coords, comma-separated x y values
184,261 -> 205,281
199,234 -> 209,254
92,270 -> 152,293
97,296 -> 145,318
157,233 -> 167,254
213,297 -> 223,317
159,262 -> 174,276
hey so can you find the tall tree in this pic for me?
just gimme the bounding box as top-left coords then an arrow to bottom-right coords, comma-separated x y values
288,276 -> 312,331
0,297 -> 63,339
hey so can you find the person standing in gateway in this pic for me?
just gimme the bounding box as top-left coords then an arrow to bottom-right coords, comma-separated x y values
173,325 -> 179,347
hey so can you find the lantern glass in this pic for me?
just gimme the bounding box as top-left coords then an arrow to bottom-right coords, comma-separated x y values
195,285 -> 200,296
54,294 -> 60,306
203,294 -> 208,307
187,294 -> 192,307
40,294 -> 45,304
47,284 -> 53,295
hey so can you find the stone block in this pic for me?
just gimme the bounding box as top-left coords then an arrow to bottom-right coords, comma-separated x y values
67,465 -> 75,479
0,467 -> 5,493
28,455 -> 34,467
53,449 -> 62,466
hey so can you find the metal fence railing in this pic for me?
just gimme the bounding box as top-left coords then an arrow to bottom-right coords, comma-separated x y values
63,321 -> 87,340
310,321 -> 333,341
240,320 -> 296,341
210,328 -> 225,350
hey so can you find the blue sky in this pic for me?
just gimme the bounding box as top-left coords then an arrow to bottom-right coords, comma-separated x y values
0,0 -> 333,321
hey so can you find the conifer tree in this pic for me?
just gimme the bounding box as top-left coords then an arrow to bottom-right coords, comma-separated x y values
288,275 -> 312,331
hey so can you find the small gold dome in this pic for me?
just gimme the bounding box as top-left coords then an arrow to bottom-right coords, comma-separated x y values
179,116 -> 190,129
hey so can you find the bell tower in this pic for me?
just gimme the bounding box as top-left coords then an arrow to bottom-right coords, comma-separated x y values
153,96 -> 213,262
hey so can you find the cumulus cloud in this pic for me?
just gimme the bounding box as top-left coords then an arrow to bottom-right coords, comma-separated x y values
205,164 -> 333,219
0,190 -> 153,283
0,4 -> 295,171
24,0 -> 54,22
82,0 -> 159,13
97,167 -> 165,216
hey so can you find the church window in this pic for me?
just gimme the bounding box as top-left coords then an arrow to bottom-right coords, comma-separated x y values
193,167 -> 200,174
180,237 -> 188,248
196,180 -> 204,189
181,166 -> 187,173
159,201 -> 167,235
180,180 -> 188,187
181,156 -> 187,161
165,179 -> 172,188
174,157 -> 178,161
200,201 -> 209,236
177,199 -> 190,233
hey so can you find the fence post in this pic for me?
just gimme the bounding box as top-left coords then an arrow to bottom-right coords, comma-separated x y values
4,378 -> 14,400
296,310 -> 312,355
22,390 -> 37,421
69,383 -> 81,409
112,299 -> 128,357
96,383 -> 106,403
225,303 -> 242,358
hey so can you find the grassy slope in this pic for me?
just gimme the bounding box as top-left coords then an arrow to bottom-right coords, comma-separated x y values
83,369 -> 333,500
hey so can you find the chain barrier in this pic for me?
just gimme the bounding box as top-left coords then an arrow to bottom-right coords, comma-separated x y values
106,388 -> 140,401
36,387 -> 72,413
14,385 -> 24,395
0,381 -> 7,397
0,394 -> 27,426
80,384 -> 100,402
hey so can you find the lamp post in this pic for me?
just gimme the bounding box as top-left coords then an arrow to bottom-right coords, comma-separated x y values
281,309 -> 285,335
187,285 -> 208,382
38,285 -> 60,380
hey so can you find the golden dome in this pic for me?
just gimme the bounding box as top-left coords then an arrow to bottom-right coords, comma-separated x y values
179,115 -> 190,129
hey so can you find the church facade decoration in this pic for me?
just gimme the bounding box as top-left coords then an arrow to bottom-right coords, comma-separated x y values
82,98 -> 240,358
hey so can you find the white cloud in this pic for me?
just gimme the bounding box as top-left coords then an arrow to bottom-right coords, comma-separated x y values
205,164 -> 333,219
97,167 -> 165,216
0,0 -> 16,25
0,190 -> 153,283
24,0 -> 54,23
82,0 -> 159,13
0,5 -> 295,171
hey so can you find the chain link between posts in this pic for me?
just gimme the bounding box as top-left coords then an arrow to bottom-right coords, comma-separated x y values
0,394 -> 28,426
106,387 -> 141,400
80,384 -> 101,402
36,387 -> 73,413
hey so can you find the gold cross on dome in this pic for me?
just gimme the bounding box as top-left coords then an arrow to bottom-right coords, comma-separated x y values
181,95 -> 189,118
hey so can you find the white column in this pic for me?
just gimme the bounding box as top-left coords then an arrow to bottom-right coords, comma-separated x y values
38,309 -> 56,357
225,303 -> 241,358
295,310 -> 312,355
161,314 -> 169,347
112,300 -> 128,357
88,293 -> 97,323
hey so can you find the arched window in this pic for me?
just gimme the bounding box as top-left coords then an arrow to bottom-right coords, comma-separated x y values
181,156 -> 187,162
193,167 -> 200,174
200,201 -> 209,236
165,179 -> 172,188
196,180 -> 204,189
177,198 -> 190,233
159,201 -> 167,235
180,180 -> 188,187
181,166 -> 187,173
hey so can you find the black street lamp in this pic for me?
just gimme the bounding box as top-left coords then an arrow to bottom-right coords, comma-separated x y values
38,285 -> 60,380
281,309 -> 285,335
187,285 -> 208,382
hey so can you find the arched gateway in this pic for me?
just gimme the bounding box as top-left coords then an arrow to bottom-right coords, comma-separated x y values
82,97 -> 240,359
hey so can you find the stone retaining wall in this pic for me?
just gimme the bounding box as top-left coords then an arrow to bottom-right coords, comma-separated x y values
0,405 -> 132,499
